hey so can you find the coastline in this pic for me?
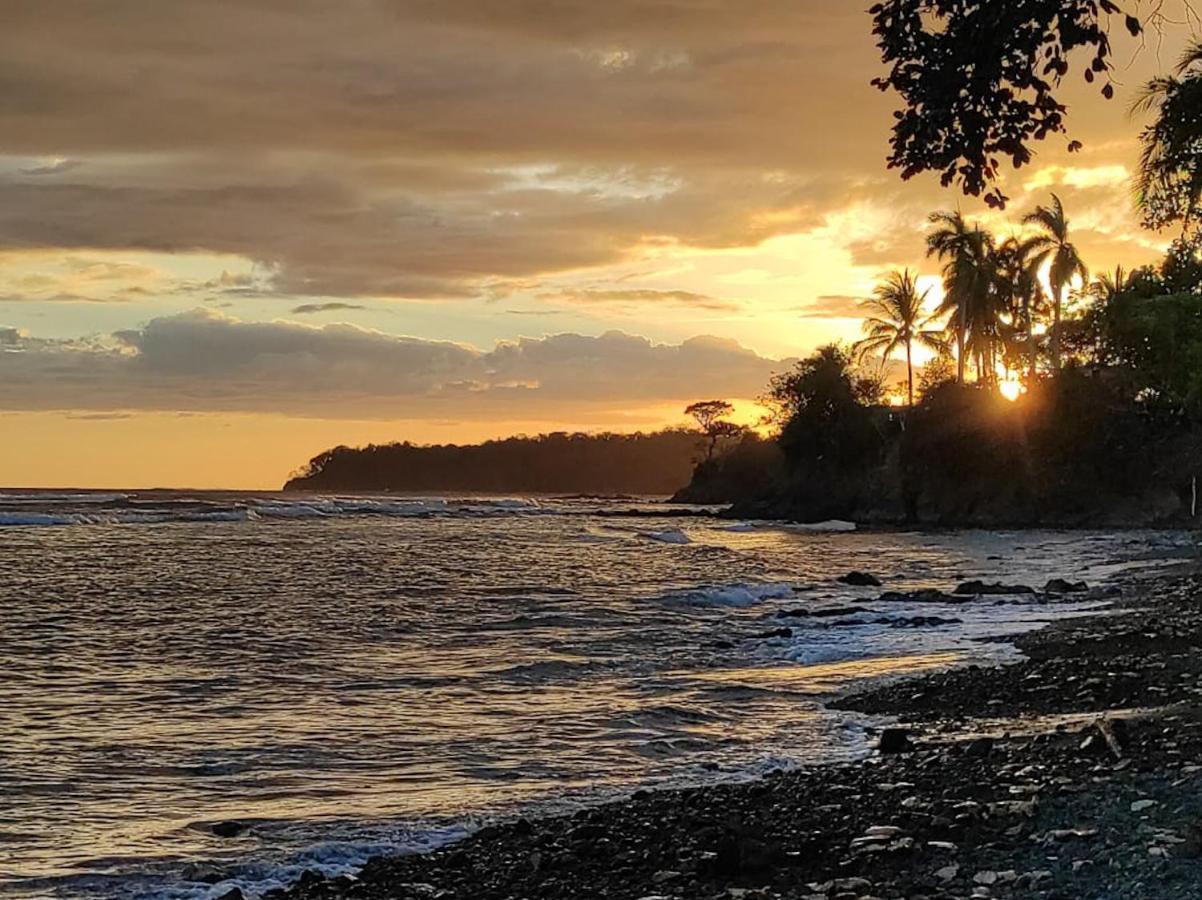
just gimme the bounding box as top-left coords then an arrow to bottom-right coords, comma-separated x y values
265,561 -> 1202,900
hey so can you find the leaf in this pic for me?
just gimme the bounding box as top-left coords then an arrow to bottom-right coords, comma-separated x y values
1125,15 -> 1142,37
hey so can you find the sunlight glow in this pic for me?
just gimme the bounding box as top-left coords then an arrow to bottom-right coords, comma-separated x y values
998,379 -> 1023,402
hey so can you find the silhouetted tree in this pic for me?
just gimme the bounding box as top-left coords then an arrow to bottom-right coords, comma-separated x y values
685,400 -> 742,462
871,0 -> 1141,207
852,269 -> 945,406
1023,194 -> 1088,371
927,211 -> 996,383
1135,41 -> 1202,253
994,236 -> 1043,383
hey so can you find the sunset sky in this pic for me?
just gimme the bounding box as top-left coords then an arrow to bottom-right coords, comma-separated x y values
0,2 -> 1187,488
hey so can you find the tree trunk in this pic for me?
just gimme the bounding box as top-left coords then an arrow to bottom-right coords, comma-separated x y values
1052,285 -> 1063,371
956,303 -> 967,384
1026,296 -> 1037,384
906,340 -> 914,407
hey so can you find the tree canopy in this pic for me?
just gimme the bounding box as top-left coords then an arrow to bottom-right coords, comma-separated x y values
871,0 -> 1140,207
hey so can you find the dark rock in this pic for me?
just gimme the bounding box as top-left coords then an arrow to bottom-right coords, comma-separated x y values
879,727 -> 914,754
215,890 -> 245,900
879,589 -> 963,604
777,606 -> 871,619
965,737 -> 994,758
210,820 -> 248,838
512,817 -> 534,836
296,870 -> 325,888
953,580 -> 1035,596
1044,578 -> 1089,594
753,627 -> 793,639
838,571 -> 883,587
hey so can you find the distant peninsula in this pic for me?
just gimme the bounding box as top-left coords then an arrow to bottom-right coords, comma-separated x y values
283,430 -> 703,495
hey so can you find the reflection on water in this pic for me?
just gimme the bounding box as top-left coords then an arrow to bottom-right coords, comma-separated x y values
0,493 -> 1188,899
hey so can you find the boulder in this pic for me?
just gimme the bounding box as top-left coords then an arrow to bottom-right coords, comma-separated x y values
965,737 -> 994,758
878,589 -> 963,604
838,572 -> 883,587
953,580 -> 1035,596
1044,578 -> 1089,594
879,727 -> 914,754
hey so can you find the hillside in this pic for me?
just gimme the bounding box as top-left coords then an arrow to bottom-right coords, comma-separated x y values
284,430 -> 702,496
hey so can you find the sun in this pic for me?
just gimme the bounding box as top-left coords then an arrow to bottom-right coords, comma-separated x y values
998,379 -> 1023,402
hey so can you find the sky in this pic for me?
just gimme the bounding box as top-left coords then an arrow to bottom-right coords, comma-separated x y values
0,1 -> 1191,488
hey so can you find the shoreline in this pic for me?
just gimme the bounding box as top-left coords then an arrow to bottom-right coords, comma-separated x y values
266,560 -> 1202,900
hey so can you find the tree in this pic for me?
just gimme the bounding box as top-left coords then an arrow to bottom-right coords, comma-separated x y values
926,211 -> 996,383
1023,194 -> 1088,372
764,343 -> 889,511
994,237 -> 1043,383
871,0 -> 1141,208
916,353 -> 957,400
1135,41 -> 1202,251
853,269 -> 946,406
685,400 -> 741,462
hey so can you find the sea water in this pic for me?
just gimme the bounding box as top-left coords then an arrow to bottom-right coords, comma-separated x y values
0,490 -> 1190,899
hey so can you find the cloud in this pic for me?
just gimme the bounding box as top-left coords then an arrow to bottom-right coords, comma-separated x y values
290,301 -> 367,314
797,294 -> 864,318
0,309 -> 788,419
0,1 -> 1171,313
0,0 -> 893,301
19,158 -> 81,176
553,288 -> 739,311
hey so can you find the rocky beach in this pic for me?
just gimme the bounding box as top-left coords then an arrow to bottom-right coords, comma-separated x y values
267,564 -> 1202,900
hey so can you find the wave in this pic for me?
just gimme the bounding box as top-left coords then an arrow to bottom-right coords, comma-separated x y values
639,528 -> 692,544
0,495 -> 571,528
782,520 -> 857,533
24,823 -> 470,900
658,582 -> 799,608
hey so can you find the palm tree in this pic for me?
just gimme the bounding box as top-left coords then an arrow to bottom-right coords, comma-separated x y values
852,269 -> 944,406
1023,194 -> 1087,372
1091,266 -> 1130,304
1134,41 -> 1202,239
926,211 -> 995,384
994,237 -> 1041,383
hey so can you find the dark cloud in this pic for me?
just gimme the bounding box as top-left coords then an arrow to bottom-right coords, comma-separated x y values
0,309 -> 786,418
0,1 -> 888,300
290,302 -> 367,315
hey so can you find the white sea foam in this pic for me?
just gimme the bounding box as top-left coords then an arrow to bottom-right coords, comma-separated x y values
784,520 -> 857,533
661,582 -> 798,608
640,528 -> 692,544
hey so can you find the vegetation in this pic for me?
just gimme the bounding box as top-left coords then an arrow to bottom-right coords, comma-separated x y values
677,189 -> 1202,525
286,430 -> 705,496
684,400 -> 742,462
1136,40 -> 1202,259
852,269 -> 943,406
1022,194 -> 1088,371
870,0 -> 1141,207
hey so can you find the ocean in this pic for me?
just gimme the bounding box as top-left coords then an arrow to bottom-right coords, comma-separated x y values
0,490 -> 1189,899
